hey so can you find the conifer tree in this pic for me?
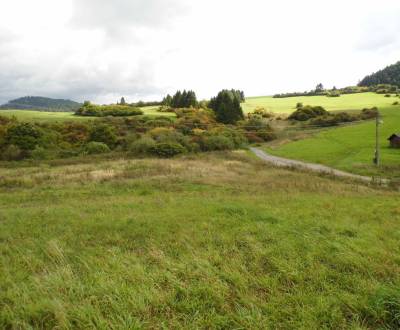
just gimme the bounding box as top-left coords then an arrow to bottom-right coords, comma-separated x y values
209,90 -> 244,124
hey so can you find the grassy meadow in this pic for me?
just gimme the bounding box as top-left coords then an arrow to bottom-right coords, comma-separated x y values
0,106 -> 175,122
1,152 -> 400,329
264,104 -> 400,178
243,92 -> 396,114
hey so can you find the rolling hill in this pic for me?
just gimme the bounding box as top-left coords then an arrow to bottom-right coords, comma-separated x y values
359,61 -> 400,87
0,96 -> 82,112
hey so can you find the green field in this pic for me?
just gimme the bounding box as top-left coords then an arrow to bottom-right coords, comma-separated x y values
0,110 -> 86,122
243,92 -> 396,114
1,152 -> 400,328
0,106 -> 175,122
263,105 -> 400,178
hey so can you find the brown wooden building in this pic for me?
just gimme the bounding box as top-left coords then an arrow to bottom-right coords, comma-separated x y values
388,133 -> 400,148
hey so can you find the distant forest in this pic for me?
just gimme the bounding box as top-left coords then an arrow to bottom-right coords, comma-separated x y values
0,96 -> 82,112
359,61 -> 400,87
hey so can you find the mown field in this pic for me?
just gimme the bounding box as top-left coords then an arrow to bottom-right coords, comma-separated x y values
1,152 -> 400,329
243,92 -> 395,114
264,102 -> 400,178
0,106 -> 175,122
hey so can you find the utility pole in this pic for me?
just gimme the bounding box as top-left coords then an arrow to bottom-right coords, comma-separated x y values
374,110 -> 381,166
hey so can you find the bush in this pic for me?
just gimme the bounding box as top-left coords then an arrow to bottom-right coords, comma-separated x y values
5,122 -> 42,150
393,101 -> 399,105
256,130 -> 277,142
250,108 -> 274,118
385,94 -> 392,98
31,146 -> 52,160
89,124 -> 117,148
129,137 -> 156,155
360,107 -> 378,120
148,127 -> 183,143
326,91 -> 341,97
76,103 -> 143,117
201,135 -> 235,151
245,132 -> 264,143
288,105 -> 328,121
85,142 -> 110,155
61,122 -> 90,145
150,142 -> 186,158
1,144 -> 22,161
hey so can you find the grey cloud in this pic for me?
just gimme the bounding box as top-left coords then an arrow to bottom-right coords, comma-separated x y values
356,11 -> 400,52
71,0 -> 187,35
0,53 -> 164,104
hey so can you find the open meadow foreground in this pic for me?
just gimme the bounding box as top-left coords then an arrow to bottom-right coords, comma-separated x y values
1,152 -> 400,329
1,0 -> 400,329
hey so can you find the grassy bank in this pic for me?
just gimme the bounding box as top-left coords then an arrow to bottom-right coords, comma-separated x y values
1,152 -> 400,328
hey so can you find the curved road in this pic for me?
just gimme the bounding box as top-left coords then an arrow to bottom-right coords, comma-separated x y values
250,147 -> 386,184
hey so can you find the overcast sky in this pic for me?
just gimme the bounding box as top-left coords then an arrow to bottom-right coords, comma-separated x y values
0,0 -> 399,104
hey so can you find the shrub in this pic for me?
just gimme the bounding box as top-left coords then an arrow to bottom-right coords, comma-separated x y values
256,130 -> 277,141
150,142 -> 186,158
393,101 -> 399,105
31,146 -> 52,160
201,135 -> 235,151
89,124 -> 117,148
76,103 -> 143,117
250,108 -> 274,118
385,94 -> 392,98
5,122 -> 42,150
61,122 -> 90,145
129,137 -> 156,155
245,132 -> 264,143
85,142 -> 110,155
148,127 -> 183,143
288,105 -> 328,121
1,144 -> 22,161
360,107 -> 378,120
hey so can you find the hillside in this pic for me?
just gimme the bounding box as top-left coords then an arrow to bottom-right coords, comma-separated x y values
359,61 -> 400,87
0,96 -> 81,112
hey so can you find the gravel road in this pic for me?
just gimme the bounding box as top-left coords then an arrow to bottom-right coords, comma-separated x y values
250,147 -> 386,184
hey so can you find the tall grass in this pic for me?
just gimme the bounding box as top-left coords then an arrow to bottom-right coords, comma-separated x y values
0,152 -> 399,328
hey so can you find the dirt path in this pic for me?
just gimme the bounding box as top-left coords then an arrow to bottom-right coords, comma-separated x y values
250,147 -> 387,184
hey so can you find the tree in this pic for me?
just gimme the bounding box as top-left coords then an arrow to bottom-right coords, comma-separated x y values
120,97 -> 126,105
315,83 -> 324,92
169,90 -> 198,108
359,61 -> 400,87
209,90 -> 244,124
162,94 -> 172,106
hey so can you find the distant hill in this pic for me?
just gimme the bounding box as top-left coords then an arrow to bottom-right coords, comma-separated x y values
359,61 -> 400,87
0,96 -> 82,112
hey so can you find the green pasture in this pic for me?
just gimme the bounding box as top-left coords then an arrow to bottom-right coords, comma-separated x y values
266,105 -> 400,178
0,106 -> 175,122
1,152 -> 400,328
0,110 -> 86,122
243,92 -> 396,114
